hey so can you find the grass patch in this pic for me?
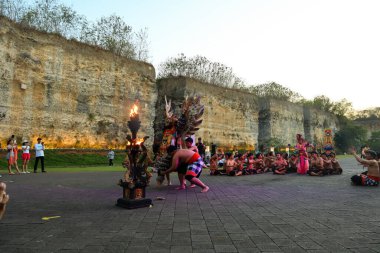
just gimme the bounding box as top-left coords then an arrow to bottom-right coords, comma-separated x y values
40,166 -> 125,173
0,149 -> 127,170
337,154 -> 351,159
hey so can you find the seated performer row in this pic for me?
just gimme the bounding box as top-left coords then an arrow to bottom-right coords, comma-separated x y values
209,150 -> 343,176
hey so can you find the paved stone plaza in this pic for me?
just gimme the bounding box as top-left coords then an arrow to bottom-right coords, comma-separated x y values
0,157 -> 380,253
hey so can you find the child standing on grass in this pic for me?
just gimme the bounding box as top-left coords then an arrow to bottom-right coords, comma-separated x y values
21,141 -> 31,173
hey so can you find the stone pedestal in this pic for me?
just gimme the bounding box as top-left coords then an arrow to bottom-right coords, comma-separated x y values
116,198 -> 152,209
116,181 -> 152,209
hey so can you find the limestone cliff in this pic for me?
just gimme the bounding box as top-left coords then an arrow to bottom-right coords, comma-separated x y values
0,17 -> 342,151
155,77 -> 340,150
154,77 -> 259,150
258,99 -> 304,146
354,118 -> 380,139
0,17 -> 156,148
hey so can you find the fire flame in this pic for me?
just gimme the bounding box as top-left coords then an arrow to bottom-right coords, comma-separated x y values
127,138 -> 145,146
130,104 -> 139,118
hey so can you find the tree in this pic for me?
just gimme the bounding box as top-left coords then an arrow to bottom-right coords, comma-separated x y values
133,27 -> 150,61
312,95 -> 333,112
80,14 -> 134,57
80,14 -> 149,61
0,0 -> 25,22
158,53 -> 245,88
20,0 -> 84,38
354,107 -> 380,120
331,98 -> 354,118
2,0 -> 150,61
334,123 -> 367,153
248,82 -> 303,102
367,131 -> 380,152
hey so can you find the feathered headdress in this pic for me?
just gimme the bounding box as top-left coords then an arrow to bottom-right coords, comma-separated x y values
165,95 -> 204,138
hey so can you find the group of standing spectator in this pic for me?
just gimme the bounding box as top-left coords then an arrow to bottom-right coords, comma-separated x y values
2,136 -> 45,177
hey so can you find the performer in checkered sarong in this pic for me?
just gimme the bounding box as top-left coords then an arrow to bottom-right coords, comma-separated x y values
350,148 -> 379,186
161,146 -> 209,193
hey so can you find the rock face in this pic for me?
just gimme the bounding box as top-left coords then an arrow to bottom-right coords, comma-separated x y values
258,98 -> 304,146
155,77 -> 340,150
354,118 -> 380,139
154,77 -> 260,150
0,17 -> 341,150
0,17 -> 156,148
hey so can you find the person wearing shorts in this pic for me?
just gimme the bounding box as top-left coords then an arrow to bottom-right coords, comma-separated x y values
21,141 -> 31,173
162,146 -> 209,193
6,139 -> 20,175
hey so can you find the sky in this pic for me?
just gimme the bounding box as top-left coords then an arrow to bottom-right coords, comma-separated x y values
58,0 -> 379,110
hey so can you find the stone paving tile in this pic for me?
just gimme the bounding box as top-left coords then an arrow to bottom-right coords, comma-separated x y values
210,236 -> 233,245
170,245 -> 193,253
272,238 -> 298,247
249,235 -> 275,244
148,248 -> 171,253
191,234 -> 211,242
232,240 -> 256,249
214,244 -> 238,252
233,248 -> 261,253
304,250 -> 330,253
192,240 -> 214,249
57,250 -> 80,253
1,158 -> 380,252
192,249 -> 216,253
125,245 -> 150,253
350,249 -> 379,253
296,240 -> 323,250
80,245 -> 105,253
280,245 -> 308,253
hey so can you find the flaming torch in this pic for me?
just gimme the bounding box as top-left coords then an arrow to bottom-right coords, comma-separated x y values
116,100 -> 152,209
128,103 -> 140,140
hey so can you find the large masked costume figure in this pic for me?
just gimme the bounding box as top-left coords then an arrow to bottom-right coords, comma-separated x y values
155,96 -> 204,184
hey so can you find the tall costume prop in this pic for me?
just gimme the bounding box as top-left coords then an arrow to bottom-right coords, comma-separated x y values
323,129 -> 334,153
155,96 -> 204,184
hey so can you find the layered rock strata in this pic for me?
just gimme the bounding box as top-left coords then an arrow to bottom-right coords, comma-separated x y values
0,17 -> 156,148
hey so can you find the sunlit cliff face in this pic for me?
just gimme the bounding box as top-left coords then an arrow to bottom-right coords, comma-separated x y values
0,17 -> 156,150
